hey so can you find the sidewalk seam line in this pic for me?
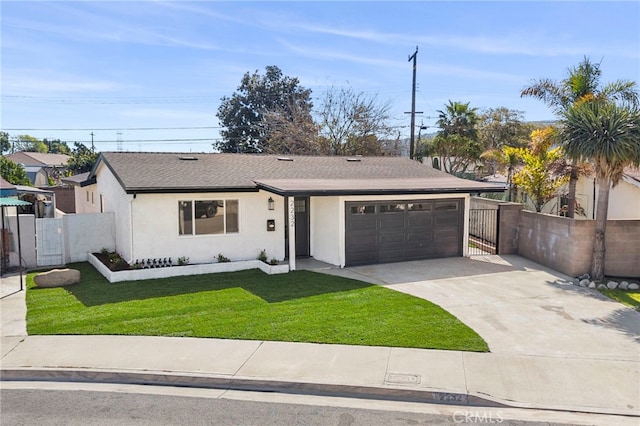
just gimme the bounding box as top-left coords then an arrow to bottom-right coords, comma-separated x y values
461,352 -> 470,395
231,340 -> 264,377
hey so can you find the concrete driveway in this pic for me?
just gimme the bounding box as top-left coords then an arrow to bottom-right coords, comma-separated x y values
318,255 -> 640,360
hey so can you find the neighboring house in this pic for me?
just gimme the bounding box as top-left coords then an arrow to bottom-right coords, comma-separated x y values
0,177 -> 17,197
6,151 -> 70,186
567,166 -> 640,220
84,152 -> 503,270
61,172 -> 99,214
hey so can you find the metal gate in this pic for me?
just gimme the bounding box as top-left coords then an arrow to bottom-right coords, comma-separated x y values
468,209 -> 498,255
36,218 -> 64,266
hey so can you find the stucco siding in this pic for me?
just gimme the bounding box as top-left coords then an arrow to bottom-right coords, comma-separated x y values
310,197 -> 342,266
549,176 -> 639,220
606,179 -> 640,219
74,183 -> 101,214
95,162 -> 133,261
129,190 -> 284,265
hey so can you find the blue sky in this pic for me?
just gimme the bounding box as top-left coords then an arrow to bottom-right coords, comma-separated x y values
2,1 -> 639,153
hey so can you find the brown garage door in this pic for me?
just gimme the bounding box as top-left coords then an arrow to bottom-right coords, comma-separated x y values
345,199 -> 463,266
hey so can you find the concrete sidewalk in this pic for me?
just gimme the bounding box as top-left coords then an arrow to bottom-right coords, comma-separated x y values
1,266 -> 639,420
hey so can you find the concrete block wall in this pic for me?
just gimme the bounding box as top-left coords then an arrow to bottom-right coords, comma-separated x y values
497,203 -> 523,255
516,211 -> 594,277
604,221 -> 640,277
494,203 -> 640,278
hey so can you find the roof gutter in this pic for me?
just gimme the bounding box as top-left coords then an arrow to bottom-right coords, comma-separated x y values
123,187 -> 260,195
255,183 -> 507,198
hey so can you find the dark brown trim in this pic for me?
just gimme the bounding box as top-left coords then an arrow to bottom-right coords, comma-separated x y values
255,183 -> 505,197
123,187 -> 259,195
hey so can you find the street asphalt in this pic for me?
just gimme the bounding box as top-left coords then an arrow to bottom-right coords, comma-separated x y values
1,255 -> 639,424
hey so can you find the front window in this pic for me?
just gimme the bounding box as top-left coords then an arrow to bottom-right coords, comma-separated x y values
179,199 -> 239,235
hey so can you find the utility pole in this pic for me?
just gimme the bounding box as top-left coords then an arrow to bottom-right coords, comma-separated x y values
90,132 -> 95,152
408,46 -> 418,160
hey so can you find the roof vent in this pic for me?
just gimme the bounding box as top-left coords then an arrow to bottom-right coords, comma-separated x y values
346,157 -> 361,162
179,156 -> 198,161
277,157 -> 294,161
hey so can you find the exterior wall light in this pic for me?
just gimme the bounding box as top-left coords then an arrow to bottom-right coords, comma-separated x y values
268,197 -> 275,210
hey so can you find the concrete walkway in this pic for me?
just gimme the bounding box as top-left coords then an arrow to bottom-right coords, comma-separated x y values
1,257 -> 639,421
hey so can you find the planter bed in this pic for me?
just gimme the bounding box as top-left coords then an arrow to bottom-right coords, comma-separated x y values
88,253 -> 289,283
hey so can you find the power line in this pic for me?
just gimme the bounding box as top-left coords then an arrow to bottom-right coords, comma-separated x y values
67,138 -> 218,143
3,126 -> 222,131
2,95 -> 219,105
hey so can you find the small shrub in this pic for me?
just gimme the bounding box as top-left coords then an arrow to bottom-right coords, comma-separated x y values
217,254 -> 230,263
258,249 -> 268,263
177,256 -> 189,266
269,258 -> 278,265
100,248 -> 110,255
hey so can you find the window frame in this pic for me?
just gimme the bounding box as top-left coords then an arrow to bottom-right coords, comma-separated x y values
178,198 -> 240,236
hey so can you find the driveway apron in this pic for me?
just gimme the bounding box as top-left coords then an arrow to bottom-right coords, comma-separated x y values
324,255 -> 640,360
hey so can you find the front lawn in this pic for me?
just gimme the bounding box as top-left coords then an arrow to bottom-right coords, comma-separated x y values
26,263 -> 488,352
600,289 -> 640,311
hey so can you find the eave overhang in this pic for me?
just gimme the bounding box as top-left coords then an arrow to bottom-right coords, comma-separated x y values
254,178 -> 507,197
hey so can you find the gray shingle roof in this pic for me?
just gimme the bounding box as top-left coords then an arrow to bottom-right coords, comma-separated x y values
95,152 -> 504,195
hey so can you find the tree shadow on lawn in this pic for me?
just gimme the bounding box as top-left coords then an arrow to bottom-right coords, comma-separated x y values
50,263 -> 374,307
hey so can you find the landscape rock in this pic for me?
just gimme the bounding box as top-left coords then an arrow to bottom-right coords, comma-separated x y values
619,281 -> 629,290
597,284 -> 607,290
588,282 -> 596,289
572,278 -> 580,285
606,281 -> 618,290
579,279 -> 590,287
628,283 -> 640,291
578,273 -> 590,280
34,268 -> 81,288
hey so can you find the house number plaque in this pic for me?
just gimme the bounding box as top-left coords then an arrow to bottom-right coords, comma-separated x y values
288,198 -> 295,227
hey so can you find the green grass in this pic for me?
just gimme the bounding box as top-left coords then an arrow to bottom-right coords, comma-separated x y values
26,263 -> 488,352
600,289 -> 640,311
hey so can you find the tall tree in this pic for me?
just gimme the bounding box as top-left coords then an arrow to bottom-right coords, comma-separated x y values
424,101 -> 483,175
67,142 -> 98,174
216,66 -> 315,153
0,132 -> 10,154
510,127 -> 569,212
260,101 -> 324,155
318,86 -> 393,156
477,107 -> 533,151
561,99 -> 640,280
43,139 -> 71,154
521,56 -> 639,217
0,156 -> 30,185
12,134 -> 48,153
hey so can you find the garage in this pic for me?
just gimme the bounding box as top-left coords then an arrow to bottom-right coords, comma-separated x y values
345,199 -> 464,266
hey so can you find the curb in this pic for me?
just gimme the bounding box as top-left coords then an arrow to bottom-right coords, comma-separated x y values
1,367 -> 507,408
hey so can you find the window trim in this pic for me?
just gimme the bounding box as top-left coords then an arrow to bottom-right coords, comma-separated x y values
178,198 -> 240,236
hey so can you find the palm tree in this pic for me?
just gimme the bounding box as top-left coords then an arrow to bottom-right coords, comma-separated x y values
429,101 -> 483,175
521,57 -> 638,217
480,147 -> 520,201
436,100 -> 478,138
561,100 -> 640,280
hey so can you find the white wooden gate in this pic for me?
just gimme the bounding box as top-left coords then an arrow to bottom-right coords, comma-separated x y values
36,218 -> 64,266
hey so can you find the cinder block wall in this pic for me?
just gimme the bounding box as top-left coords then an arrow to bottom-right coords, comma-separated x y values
604,221 -> 640,277
497,205 -> 640,278
516,211 -> 594,277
